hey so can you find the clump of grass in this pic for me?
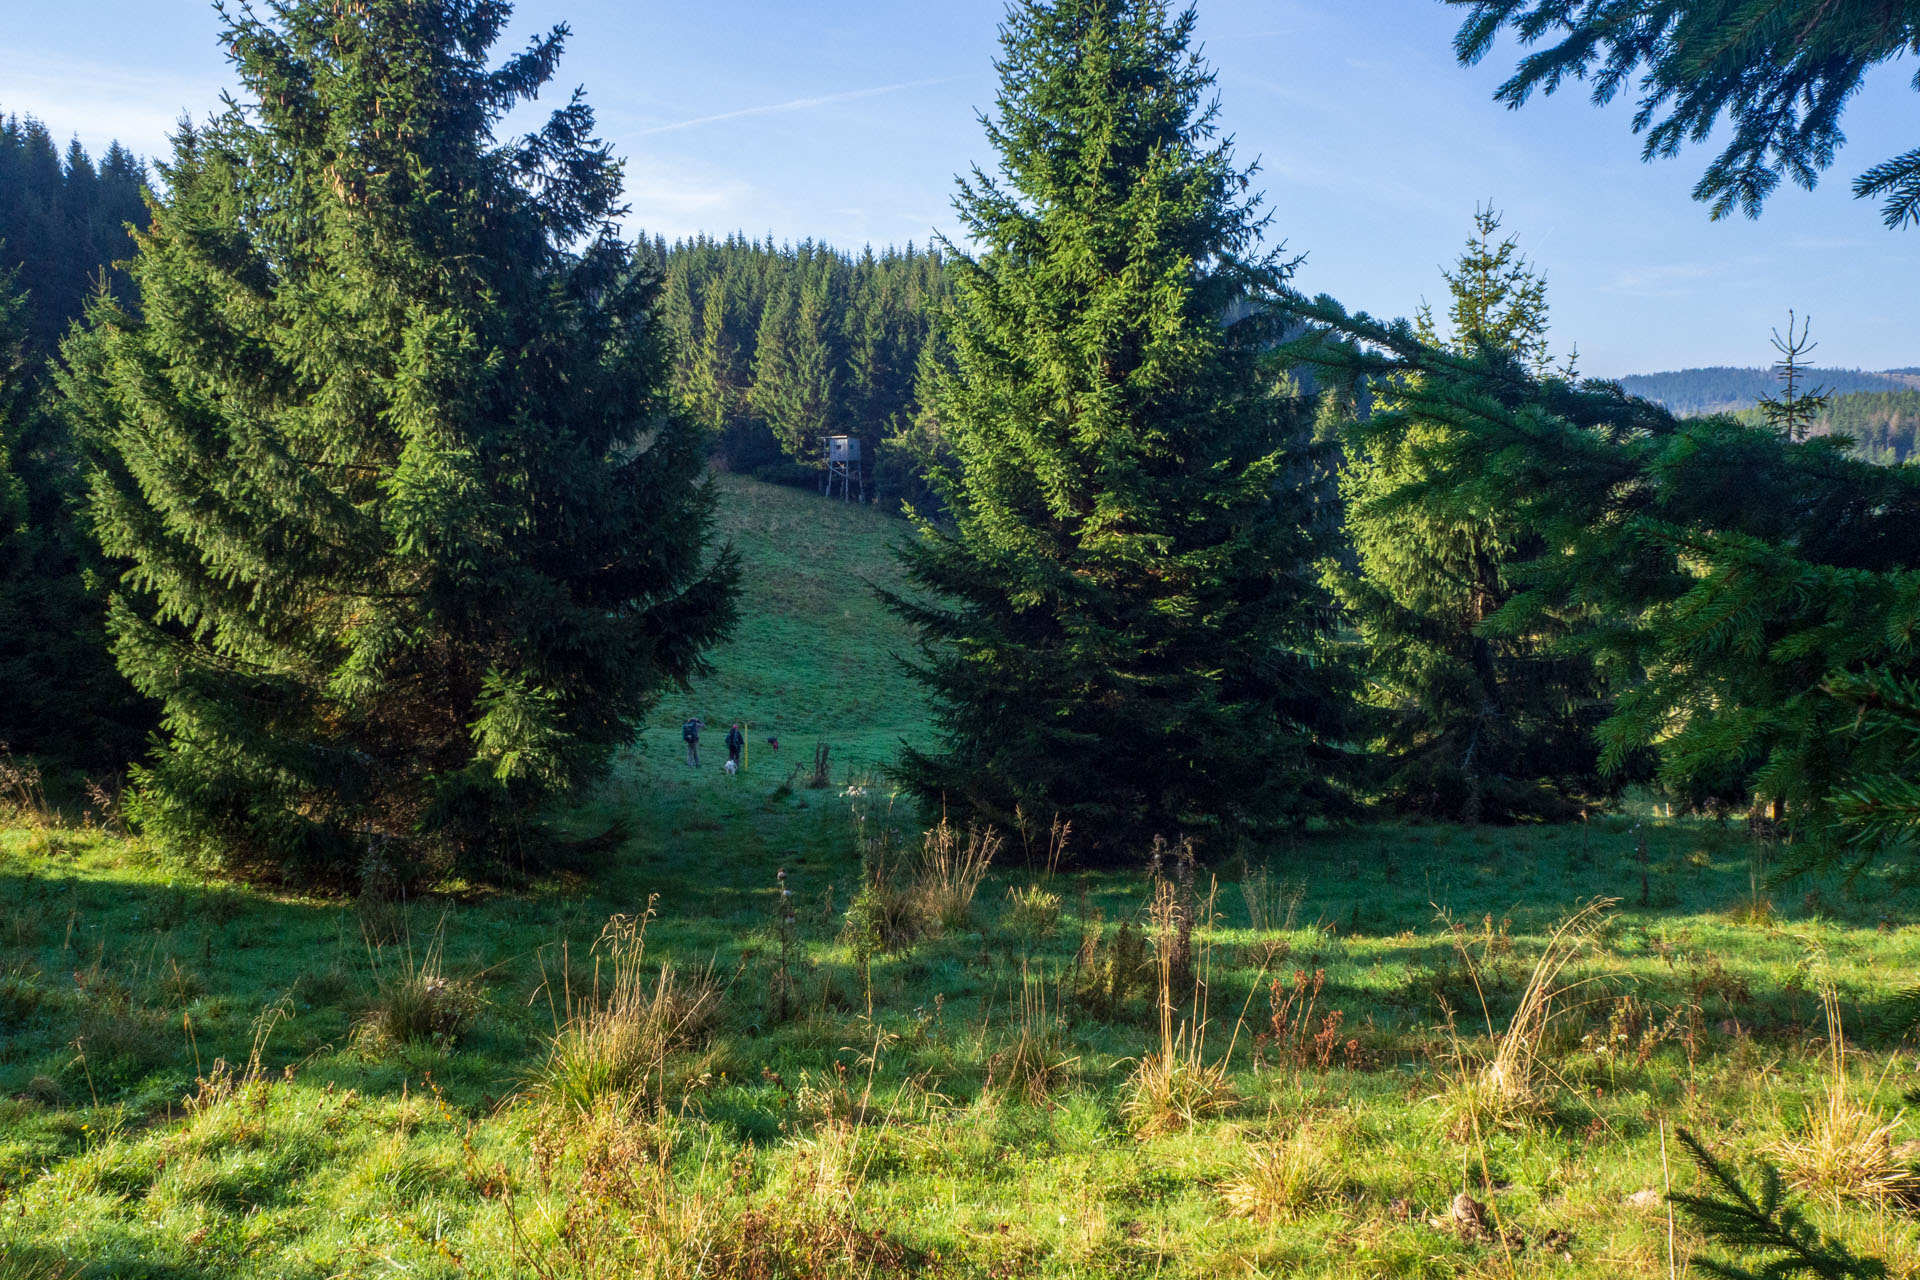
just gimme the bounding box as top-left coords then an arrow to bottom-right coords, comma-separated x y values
1241,861 -> 1305,934
987,964 -> 1077,1105
1439,897 -> 1617,1131
843,815 -> 999,971
1012,806 -> 1071,878
352,920 -> 478,1055
1005,883 -> 1061,947
0,962 -> 46,1022
1222,1117 -> 1340,1223
530,904 -> 722,1115
914,817 -> 998,933
1770,981 -> 1917,1203
354,973 -> 478,1054
0,1245 -> 78,1280
513,1099 -> 902,1280
1124,1032 -> 1237,1137
70,1005 -> 172,1084
1122,878 -> 1238,1136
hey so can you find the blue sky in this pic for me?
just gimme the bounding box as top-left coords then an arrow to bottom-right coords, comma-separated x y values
5,0 -> 1916,376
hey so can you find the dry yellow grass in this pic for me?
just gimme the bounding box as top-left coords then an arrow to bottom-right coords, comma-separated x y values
1222,1118 -> 1338,1222
1769,981 -> 1916,1204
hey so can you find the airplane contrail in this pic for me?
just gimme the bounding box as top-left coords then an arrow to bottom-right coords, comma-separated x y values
635,77 -> 957,137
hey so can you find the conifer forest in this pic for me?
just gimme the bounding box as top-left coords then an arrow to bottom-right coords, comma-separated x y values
2,2 -> 1919,1277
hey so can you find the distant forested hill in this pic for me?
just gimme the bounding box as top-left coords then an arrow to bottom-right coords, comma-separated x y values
1617,366 -> 1920,415
1732,389 -> 1920,465
0,113 -> 149,358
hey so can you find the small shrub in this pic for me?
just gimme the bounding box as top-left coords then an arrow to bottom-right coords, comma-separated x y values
1673,1127 -> 1891,1280
1253,969 -> 1362,1073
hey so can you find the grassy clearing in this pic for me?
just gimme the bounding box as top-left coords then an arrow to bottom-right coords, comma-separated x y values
2,477 -> 1918,1279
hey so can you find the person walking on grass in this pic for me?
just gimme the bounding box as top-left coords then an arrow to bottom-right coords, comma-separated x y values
726,722 -> 745,771
682,716 -> 705,767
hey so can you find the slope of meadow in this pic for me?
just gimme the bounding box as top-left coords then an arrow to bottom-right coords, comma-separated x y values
1,476 -> 1918,1280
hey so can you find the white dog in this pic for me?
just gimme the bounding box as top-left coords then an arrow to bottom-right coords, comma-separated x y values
723,758 -> 738,775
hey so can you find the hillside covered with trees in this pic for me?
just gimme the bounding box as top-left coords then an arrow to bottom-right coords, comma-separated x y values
655,234 -> 950,504
0,115 -> 149,357
1734,387 -> 1920,464
1617,364 -> 1919,415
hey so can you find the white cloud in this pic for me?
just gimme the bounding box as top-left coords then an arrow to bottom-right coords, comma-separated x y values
617,160 -> 756,241
0,51 -> 225,162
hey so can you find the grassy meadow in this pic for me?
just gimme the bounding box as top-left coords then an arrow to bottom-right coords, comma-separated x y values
2,475 -> 1918,1279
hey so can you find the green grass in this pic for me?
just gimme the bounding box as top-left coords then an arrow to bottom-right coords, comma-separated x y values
2,476 -> 1918,1279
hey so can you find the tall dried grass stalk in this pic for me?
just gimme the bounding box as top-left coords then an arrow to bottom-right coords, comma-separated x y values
988,962 -> 1078,1105
914,818 -> 999,932
1123,878 -> 1237,1136
1442,897 -> 1618,1128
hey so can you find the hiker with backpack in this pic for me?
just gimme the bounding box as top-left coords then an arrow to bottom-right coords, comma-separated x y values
682,716 -> 705,767
726,722 -> 745,770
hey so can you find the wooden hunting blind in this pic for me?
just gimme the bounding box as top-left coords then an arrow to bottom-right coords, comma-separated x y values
823,435 -> 864,502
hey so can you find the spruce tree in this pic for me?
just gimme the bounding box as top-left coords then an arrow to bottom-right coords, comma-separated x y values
1329,207 -> 1604,820
66,0 -> 737,883
887,0 -> 1349,856
1295,295 -> 1920,863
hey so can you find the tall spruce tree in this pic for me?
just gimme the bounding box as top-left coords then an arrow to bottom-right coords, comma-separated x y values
65,0 -> 736,883
1328,208 -> 1605,820
887,0 -> 1349,856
